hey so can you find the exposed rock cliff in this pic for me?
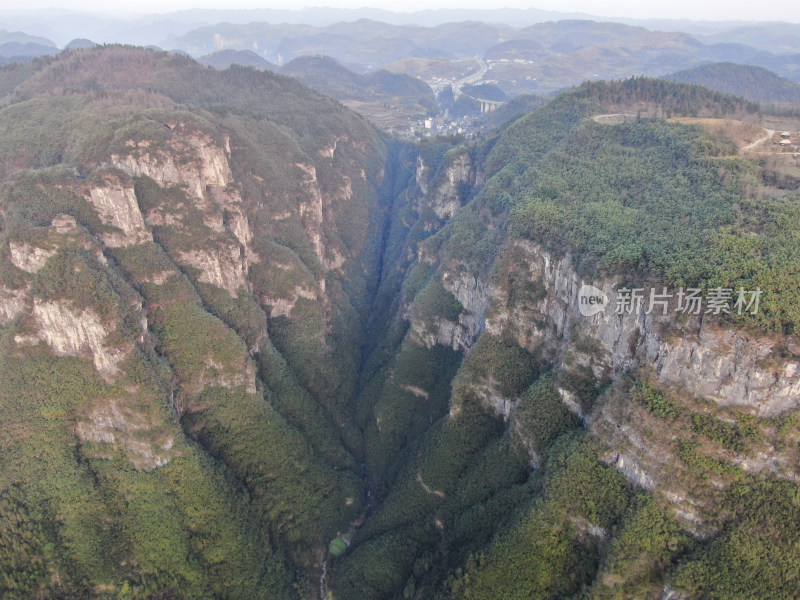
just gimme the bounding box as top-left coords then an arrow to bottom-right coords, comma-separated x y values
110,129 -> 254,296
75,400 -> 176,471
0,284 -> 28,325
15,299 -> 128,380
484,240 -> 800,419
408,271 -> 489,352
9,241 -> 57,273
412,237 -> 800,526
112,130 -> 232,197
87,179 -> 152,247
411,236 -> 799,421
427,151 -> 472,221
413,149 -> 474,230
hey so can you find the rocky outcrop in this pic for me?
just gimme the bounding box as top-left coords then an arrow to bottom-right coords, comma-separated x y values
112,132 -> 232,199
418,239 -> 800,526
261,285 -> 318,318
8,216 -> 82,274
413,151 -> 473,227
88,182 -> 152,247
296,161 -> 347,273
51,214 -> 79,234
410,315 -> 470,351
195,356 -> 257,396
16,299 -> 126,380
486,240 -> 800,418
407,272 -> 489,352
8,241 -> 57,273
297,162 -> 326,266
318,135 -> 347,159
75,400 -> 175,471
415,156 -> 429,196
0,285 -> 28,325
112,131 -> 259,295
441,271 -> 488,349
427,152 -> 472,220
176,245 -> 248,297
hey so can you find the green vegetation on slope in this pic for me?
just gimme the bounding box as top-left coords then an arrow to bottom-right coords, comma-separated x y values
1,47 -> 799,600
667,62 -> 800,106
329,78 -> 800,600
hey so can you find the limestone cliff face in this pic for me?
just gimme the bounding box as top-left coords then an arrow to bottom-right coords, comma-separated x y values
185,355 -> 258,399
3,129 -> 265,470
110,129 -> 253,296
9,241 -> 57,273
87,180 -> 153,247
7,212 -> 78,276
176,245 -> 248,296
106,127 -> 361,307
3,202 -> 180,472
415,238 -> 800,418
50,214 -> 80,235
6,208 -> 140,381
112,131 -> 232,198
412,238 -> 800,524
262,285 -> 319,318
0,284 -> 28,325
484,240 -> 800,419
413,150 -> 474,229
74,400 -> 176,472
15,299 -> 128,380
296,161 -> 347,273
406,152 -> 799,425
427,152 -> 473,221
408,271 -> 489,353
403,151 -> 482,349
415,156 -> 429,196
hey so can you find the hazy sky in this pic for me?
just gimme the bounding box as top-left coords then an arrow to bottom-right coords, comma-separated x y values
5,0 -> 800,22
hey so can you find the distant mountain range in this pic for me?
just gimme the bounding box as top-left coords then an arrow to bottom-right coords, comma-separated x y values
699,23 -> 800,55
0,7 -> 798,49
0,7 -> 584,47
197,51 -> 436,114
4,14 -> 800,101
0,29 -> 57,64
171,20 -> 514,68
164,19 -> 800,93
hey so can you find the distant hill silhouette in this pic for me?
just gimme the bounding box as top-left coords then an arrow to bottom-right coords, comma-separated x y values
280,55 -> 436,111
667,62 -> 800,105
0,42 -> 57,58
64,39 -> 97,50
198,49 -> 276,70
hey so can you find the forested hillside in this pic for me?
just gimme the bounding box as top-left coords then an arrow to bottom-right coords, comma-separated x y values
329,78 -> 800,599
0,46 -> 393,597
0,47 -> 799,600
667,62 -> 800,106
280,55 -> 437,112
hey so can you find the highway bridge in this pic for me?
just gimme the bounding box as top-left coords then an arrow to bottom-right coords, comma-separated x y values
452,55 -> 502,113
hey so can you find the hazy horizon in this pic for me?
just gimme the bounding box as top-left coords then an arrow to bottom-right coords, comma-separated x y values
1,2 -> 799,24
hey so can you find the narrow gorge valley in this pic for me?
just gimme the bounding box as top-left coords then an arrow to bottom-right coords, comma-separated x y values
0,46 -> 799,599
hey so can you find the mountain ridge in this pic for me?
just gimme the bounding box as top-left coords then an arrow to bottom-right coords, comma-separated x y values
0,45 -> 799,599
667,61 -> 800,104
